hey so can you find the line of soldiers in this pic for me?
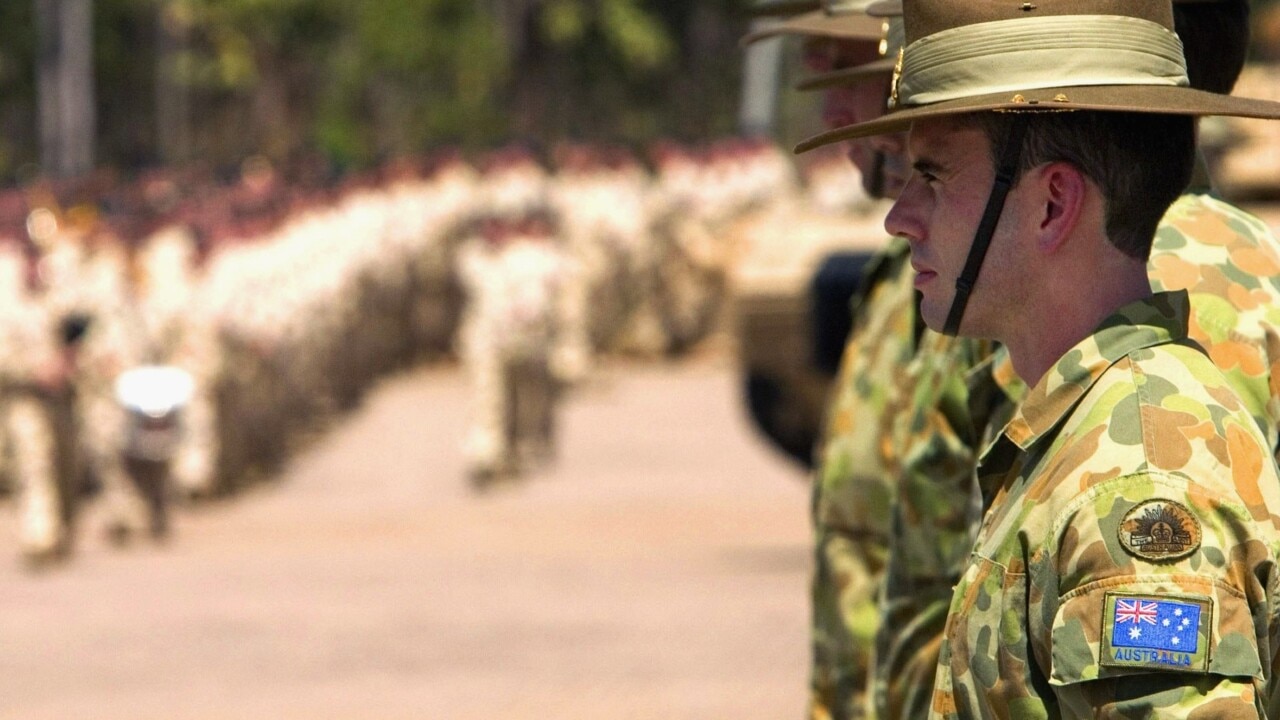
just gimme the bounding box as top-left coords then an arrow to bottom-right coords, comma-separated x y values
0,137 -> 853,567
451,139 -> 851,485
746,0 -> 1280,718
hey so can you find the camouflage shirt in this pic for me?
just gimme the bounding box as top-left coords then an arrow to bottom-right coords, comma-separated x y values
810,236 -> 920,720
1149,192 -> 1280,454
871,328 -> 996,720
930,291 -> 1280,719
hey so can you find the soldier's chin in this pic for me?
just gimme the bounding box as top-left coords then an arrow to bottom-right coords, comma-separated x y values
918,297 -> 948,334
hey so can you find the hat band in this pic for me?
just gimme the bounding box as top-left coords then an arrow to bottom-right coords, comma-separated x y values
897,16 -> 1188,106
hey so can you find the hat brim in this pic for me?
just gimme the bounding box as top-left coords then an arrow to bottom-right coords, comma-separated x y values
795,85 -> 1280,152
749,0 -> 821,18
866,0 -> 1226,20
865,0 -> 902,16
796,57 -> 895,91
742,10 -> 884,45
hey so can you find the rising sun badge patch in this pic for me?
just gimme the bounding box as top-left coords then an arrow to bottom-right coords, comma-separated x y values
1100,592 -> 1212,673
1118,499 -> 1202,562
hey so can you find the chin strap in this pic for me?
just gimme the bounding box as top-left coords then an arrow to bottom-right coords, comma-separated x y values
942,116 -> 1030,337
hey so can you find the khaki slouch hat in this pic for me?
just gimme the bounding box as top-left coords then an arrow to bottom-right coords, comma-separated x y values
795,15 -> 904,90
743,0 -> 886,44
795,0 -> 1280,152
749,0 -> 822,18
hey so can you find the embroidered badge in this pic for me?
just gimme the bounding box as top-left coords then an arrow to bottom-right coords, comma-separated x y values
1118,499 -> 1201,562
1100,592 -> 1212,673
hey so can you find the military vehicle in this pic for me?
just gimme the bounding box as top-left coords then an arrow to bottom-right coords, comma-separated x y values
730,201 -> 888,468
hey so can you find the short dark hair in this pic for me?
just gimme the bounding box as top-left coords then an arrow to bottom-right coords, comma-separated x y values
969,111 -> 1196,261
1175,0 -> 1250,94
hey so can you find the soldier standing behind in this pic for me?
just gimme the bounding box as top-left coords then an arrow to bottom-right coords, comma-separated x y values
743,4 -> 929,717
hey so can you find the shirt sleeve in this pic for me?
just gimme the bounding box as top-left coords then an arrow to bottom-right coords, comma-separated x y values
1043,472 -> 1270,718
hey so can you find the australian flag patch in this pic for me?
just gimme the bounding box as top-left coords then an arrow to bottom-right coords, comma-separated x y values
1100,592 -> 1212,673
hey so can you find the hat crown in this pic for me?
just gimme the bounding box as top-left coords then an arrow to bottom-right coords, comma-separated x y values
905,0 -> 1174,45
890,0 -> 1188,109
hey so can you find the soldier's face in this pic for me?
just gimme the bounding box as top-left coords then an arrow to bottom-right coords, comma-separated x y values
803,37 -> 908,198
802,36 -> 875,75
884,117 -> 1033,337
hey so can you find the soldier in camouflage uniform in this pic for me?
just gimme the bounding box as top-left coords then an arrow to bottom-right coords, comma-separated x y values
745,4 -> 942,717
863,2 -> 1280,717
797,0 -> 1280,715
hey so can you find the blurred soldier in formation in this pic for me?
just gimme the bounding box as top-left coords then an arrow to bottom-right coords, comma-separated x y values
38,204 -> 165,546
80,227 -> 166,542
649,139 -> 797,356
457,196 -> 576,487
549,143 -> 622,375
402,151 -> 478,362
0,223 -> 78,564
581,146 -> 663,357
134,221 -> 221,501
0,191 -> 162,563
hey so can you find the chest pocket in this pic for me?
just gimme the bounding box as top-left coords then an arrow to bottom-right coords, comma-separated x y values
943,555 -> 1039,715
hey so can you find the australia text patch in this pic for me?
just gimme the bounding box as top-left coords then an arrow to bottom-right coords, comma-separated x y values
1100,592 -> 1212,673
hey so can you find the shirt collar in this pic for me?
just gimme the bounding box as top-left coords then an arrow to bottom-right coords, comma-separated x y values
975,344 -> 1025,405
1003,290 -> 1191,450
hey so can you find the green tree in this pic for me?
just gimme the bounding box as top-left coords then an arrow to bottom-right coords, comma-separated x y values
0,0 -> 761,177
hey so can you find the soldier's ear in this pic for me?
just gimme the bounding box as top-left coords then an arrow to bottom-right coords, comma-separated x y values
1033,162 -> 1087,255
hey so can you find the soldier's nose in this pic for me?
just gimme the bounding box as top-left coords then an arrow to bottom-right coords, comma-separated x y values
884,181 -> 926,242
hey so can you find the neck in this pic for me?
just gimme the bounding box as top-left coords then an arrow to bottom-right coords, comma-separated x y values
1186,151 -> 1215,196
1002,251 -> 1151,387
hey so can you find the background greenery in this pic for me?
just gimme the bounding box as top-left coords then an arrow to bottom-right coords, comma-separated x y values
0,0 -> 762,180
3,0 -> 1280,181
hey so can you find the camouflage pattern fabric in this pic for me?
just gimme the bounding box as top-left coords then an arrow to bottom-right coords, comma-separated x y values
928,291 -> 1280,718
810,236 -> 919,720
869,328 -> 996,720
873,191 -> 1280,719
1148,192 -> 1280,454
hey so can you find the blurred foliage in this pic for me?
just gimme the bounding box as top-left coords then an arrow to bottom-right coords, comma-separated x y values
1257,0 -> 1280,62
1,0 -> 760,178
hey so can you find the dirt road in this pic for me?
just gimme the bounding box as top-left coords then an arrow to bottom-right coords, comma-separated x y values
0,359 -> 810,720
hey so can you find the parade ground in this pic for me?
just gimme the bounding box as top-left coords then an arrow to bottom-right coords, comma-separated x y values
0,356 -> 810,719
